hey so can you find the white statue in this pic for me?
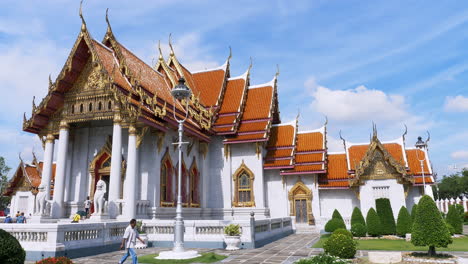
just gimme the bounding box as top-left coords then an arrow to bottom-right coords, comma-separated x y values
93,179 -> 107,215
35,184 -> 47,215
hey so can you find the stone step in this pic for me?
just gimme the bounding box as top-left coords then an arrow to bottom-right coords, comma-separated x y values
295,225 -> 319,234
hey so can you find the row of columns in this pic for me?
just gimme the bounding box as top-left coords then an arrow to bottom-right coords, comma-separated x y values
436,197 -> 468,213
40,114 -> 139,220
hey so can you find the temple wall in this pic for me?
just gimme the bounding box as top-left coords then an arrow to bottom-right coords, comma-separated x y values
207,137 -> 227,209
319,189 -> 358,219
359,178 -> 406,218
264,170 -> 288,218
9,191 -> 35,218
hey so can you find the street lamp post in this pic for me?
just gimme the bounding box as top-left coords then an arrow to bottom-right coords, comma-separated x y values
415,136 -> 427,195
156,78 -> 200,260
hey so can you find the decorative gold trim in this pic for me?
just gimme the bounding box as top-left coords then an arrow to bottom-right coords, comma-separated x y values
199,142 -> 208,159
288,180 -> 314,225
160,148 -> 174,207
136,126 -> 148,148
129,125 -> 137,136
189,157 -> 200,208
46,134 -> 55,143
59,120 -> 69,130
232,160 -> 255,207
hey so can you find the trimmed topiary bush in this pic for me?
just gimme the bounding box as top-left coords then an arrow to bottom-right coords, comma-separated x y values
376,198 -> 396,235
332,228 -> 353,239
446,205 -> 463,234
323,233 -> 357,259
396,206 -> 412,237
0,228 -> 26,264
445,222 -> 455,236
351,207 -> 366,227
411,195 -> 453,256
351,223 -> 367,237
325,218 -> 346,233
366,208 -> 381,237
411,204 -> 418,224
332,209 -> 344,221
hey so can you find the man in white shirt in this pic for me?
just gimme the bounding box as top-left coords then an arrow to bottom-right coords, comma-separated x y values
84,196 -> 91,217
119,219 -> 145,264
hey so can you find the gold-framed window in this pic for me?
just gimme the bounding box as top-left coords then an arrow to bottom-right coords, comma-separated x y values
233,161 -> 255,207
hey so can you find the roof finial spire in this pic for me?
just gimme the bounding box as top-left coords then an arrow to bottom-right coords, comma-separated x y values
158,40 -> 163,61
228,46 -> 232,61
32,149 -> 38,164
248,57 -> 253,71
323,116 -> 328,126
339,130 -> 347,150
79,0 -> 86,31
402,124 -> 408,140
18,152 -> 24,164
105,8 -> 112,34
296,108 -> 301,120
169,33 -> 175,56
275,64 -> 280,77
425,131 -> 430,145
372,121 -> 377,138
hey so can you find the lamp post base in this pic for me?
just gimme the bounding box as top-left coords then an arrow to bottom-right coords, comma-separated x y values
156,250 -> 200,260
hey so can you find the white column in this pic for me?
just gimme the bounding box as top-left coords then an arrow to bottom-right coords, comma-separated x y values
122,124 -> 137,219
51,121 -> 69,219
41,134 -> 55,200
108,113 -> 123,218
463,197 -> 468,212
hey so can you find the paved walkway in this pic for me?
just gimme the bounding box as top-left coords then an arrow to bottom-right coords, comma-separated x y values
28,234 -> 320,264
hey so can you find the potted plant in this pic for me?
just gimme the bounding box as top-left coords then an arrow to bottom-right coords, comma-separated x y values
135,220 -> 148,249
224,224 -> 241,250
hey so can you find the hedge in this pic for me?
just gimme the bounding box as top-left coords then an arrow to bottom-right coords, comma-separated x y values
396,206 -> 412,237
376,198 -> 396,235
366,208 -> 381,237
446,205 -> 463,234
332,228 -> 353,239
411,204 -> 418,223
411,195 -> 452,256
351,207 -> 366,227
0,229 -> 26,264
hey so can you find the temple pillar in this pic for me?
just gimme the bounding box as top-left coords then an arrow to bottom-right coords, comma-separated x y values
122,124 -> 137,220
51,121 -> 69,219
108,112 -> 123,218
41,134 -> 55,200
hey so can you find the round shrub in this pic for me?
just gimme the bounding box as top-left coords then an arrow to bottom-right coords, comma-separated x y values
396,206 -> 412,237
366,208 -> 381,237
325,218 -> 346,233
411,195 -> 452,256
332,228 -> 353,239
351,207 -> 366,227
0,229 -> 26,264
323,233 -> 357,259
445,223 -> 455,236
351,223 -> 367,237
376,198 -> 396,235
446,205 -> 463,234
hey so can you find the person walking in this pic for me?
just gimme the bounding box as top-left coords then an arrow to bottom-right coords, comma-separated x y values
4,215 -> 12,223
119,219 -> 145,264
17,212 -> 26,223
84,196 -> 91,217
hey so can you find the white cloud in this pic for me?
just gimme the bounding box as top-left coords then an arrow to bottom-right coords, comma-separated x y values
326,135 -> 345,152
306,77 -> 407,123
451,150 -> 468,160
444,95 -> 468,112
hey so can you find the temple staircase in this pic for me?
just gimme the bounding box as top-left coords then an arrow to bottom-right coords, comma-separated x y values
295,224 -> 319,234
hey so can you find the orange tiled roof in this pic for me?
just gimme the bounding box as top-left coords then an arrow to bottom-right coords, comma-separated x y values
4,161 -> 57,196
264,159 -> 293,167
267,125 -> 295,148
237,121 -> 269,133
218,78 -> 245,114
242,86 -> 273,120
414,176 -> 434,184
225,133 -> 267,142
296,132 -> 324,152
295,153 -> 324,163
406,149 -> 431,175
92,40 -> 131,91
192,69 -> 226,107
319,154 -> 351,188
266,149 -> 295,158
348,143 -> 405,170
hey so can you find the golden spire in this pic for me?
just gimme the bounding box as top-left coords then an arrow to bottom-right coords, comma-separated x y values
79,0 -> 86,31
168,33 -> 175,57
158,40 -> 163,61
105,8 -> 112,35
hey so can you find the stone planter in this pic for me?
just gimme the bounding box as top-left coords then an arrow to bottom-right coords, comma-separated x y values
224,235 -> 241,251
135,233 -> 148,249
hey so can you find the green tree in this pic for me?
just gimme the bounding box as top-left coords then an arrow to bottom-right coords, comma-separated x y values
366,208 -> 381,237
411,204 -> 418,223
332,209 -> 344,221
411,195 -> 452,256
396,206 -> 412,236
436,169 -> 468,199
0,156 -> 11,210
376,198 -> 396,235
351,207 -> 366,227
446,205 -> 463,234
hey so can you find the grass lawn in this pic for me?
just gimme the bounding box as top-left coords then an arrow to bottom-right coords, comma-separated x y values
138,252 -> 227,264
313,234 -> 468,251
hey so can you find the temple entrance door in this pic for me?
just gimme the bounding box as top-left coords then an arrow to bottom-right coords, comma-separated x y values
295,198 -> 307,223
289,181 -> 314,225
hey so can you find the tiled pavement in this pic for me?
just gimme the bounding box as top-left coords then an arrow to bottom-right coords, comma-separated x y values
25,233 -> 321,264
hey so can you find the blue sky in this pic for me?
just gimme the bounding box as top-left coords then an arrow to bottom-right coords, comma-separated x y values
1,0 -> 468,179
